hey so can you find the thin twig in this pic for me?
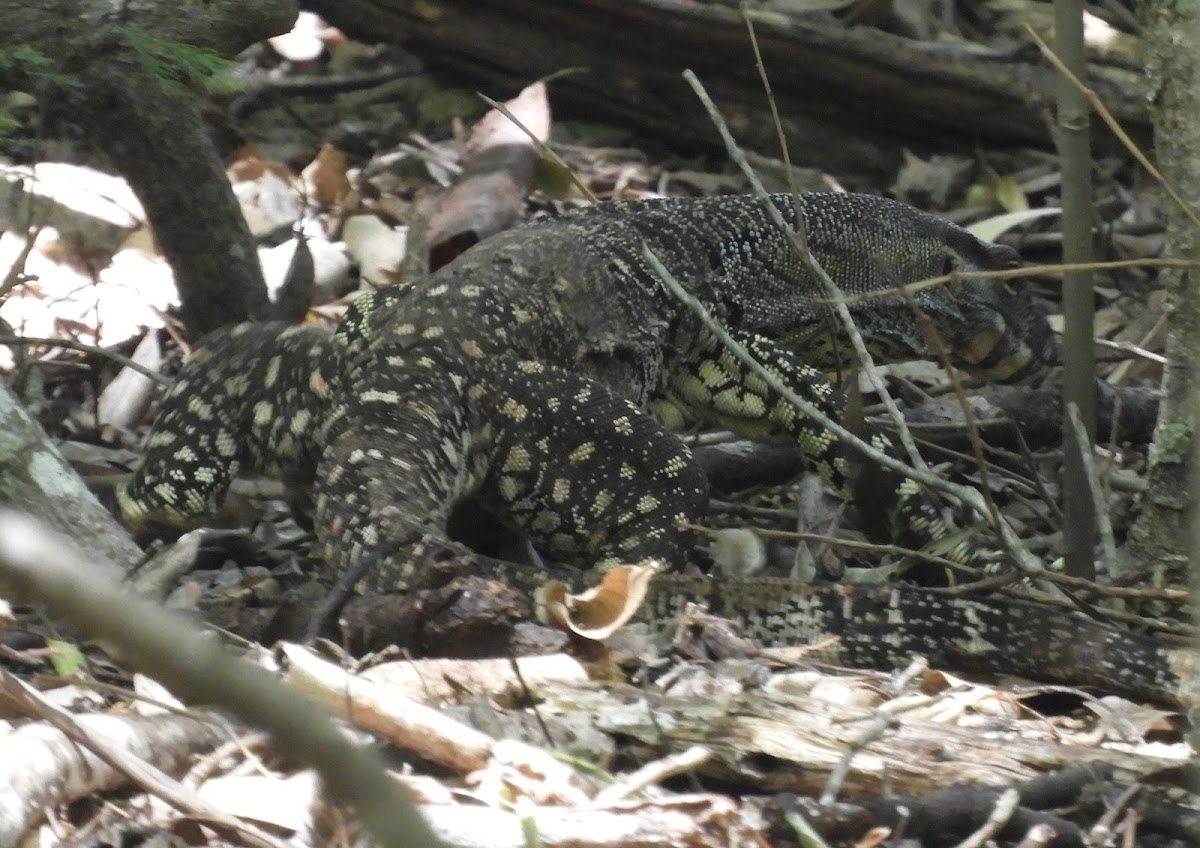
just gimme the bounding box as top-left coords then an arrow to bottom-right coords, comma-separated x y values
0,224 -> 43,300
1023,24 -> 1200,230
996,582 -> 1197,637
819,711 -> 896,806
951,788 -> 1020,848
0,669 -> 283,848
834,257 -> 1196,306
740,18 -> 921,577
742,11 -> 795,194
886,655 -> 930,696
476,94 -> 598,203
936,570 -> 1025,596
1067,402 -> 1117,572
1012,823 -> 1058,848
785,810 -> 832,848
0,334 -> 170,384
1092,782 -> 1142,844
507,652 -> 556,750
907,436 -> 1042,500
681,69 -> 929,475
642,242 -> 1046,577
1002,418 -> 1065,524
1106,312 -> 1168,385
588,745 -> 712,807
684,521 -> 978,577
906,297 -> 1011,558
1033,571 -> 1187,603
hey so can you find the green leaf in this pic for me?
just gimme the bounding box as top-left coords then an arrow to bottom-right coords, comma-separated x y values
46,639 -> 88,678
993,175 -> 1030,213
111,26 -> 241,95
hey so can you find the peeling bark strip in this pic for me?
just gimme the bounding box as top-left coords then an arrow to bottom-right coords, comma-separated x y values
0,381 -> 139,572
305,0 -> 1147,179
646,578 -> 1199,707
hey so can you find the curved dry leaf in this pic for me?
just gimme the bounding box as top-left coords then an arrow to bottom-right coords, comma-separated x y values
966,207 -> 1061,242
303,144 -> 352,209
467,81 -> 550,153
534,564 -> 660,641
535,580 -> 570,630
427,81 -> 551,264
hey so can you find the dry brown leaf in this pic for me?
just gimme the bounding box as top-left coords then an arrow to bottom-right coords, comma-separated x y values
303,144 -> 352,209
1085,696 -> 1178,742
427,80 -> 552,265
227,148 -> 293,183
534,564 -> 660,641
465,80 -> 551,155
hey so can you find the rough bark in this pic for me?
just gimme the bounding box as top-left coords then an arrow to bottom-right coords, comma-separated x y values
0,0 -> 297,337
1126,3 -> 1200,593
303,0 -> 1148,182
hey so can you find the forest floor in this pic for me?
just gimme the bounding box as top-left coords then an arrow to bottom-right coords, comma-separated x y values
0,7 -> 1195,848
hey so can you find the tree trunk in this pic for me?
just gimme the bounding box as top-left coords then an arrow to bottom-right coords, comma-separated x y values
1126,3 -> 1200,598
0,0 -> 297,337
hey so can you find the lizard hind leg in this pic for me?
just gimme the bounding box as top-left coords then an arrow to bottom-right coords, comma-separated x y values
313,355 -> 485,594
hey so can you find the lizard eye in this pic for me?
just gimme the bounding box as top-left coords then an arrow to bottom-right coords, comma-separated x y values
941,256 -> 956,276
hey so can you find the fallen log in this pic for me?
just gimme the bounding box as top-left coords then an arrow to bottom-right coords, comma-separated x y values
305,0 -> 1148,181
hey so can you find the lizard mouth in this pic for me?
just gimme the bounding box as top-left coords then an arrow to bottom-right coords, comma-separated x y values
957,324 -> 1052,384
952,281 -> 1058,384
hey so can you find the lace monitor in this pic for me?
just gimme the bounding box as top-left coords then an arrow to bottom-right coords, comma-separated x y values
118,193 -> 1196,706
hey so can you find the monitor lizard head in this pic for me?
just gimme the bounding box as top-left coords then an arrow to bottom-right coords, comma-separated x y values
784,197 -> 1060,385
919,224 -> 1059,385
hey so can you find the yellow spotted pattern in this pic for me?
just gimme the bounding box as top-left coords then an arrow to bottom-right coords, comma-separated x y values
119,192 -> 1043,592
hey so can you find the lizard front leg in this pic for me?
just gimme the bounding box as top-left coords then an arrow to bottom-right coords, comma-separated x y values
474,361 -> 709,573
313,354 -> 709,592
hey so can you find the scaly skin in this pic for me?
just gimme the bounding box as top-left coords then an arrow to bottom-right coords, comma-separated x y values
120,193 -> 1056,591
115,192 -> 1200,706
